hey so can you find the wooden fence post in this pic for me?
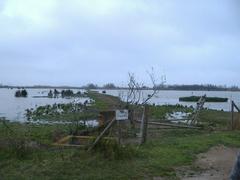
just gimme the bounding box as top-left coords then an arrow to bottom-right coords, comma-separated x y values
231,101 -> 240,130
232,100 -> 234,130
140,105 -> 149,145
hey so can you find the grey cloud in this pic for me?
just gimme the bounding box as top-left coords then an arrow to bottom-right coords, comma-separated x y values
0,0 -> 239,86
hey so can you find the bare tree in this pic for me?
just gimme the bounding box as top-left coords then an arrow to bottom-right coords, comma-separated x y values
120,68 -> 166,107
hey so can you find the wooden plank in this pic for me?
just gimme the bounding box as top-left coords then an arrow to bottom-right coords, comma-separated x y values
152,118 -> 189,122
88,118 -> 116,151
53,144 -> 86,148
233,101 -> 240,112
136,120 -> 201,129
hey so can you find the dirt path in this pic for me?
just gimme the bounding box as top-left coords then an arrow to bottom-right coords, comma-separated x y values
88,91 -> 123,110
178,145 -> 239,180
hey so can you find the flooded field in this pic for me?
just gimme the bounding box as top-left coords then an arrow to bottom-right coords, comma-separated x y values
0,88 -> 239,122
0,88 -> 89,122
99,89 -> 240,111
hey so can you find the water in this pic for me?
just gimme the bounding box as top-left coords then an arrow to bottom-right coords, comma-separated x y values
0,88 -> 89,122
1,88 -> 240,122
30,119 -> 99,127
98,89 -> 240,111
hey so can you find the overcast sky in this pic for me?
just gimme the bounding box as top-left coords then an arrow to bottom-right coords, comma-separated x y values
0,0 -> 239,86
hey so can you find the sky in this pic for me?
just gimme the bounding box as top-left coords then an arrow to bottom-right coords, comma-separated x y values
0,0 -> 239,87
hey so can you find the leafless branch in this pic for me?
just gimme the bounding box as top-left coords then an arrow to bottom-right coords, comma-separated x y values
121,68 -> 166,107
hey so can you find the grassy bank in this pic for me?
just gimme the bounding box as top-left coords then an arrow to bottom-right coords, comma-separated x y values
87,91 -> 123,111
0,122 -> 240,179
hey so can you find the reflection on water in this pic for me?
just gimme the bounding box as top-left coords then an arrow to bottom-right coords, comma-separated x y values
0,88 -> 89,122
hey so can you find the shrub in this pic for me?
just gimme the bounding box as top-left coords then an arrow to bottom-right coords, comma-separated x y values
15,89 -> 28,97
93,139 -> 138,160
179,96 -> 228,102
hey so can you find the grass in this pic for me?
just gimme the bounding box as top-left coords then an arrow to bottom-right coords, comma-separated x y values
150,105 -> 231,129
0,122 -> 70,145
150,104 -> 194,120
87,91 -> 123,111
1,121 -> 240,179
140,129 -> 240,177
199,109 -> 231,129
0,92 -> 238,179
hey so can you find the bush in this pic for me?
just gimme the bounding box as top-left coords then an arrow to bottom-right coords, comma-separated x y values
93,139 -> 138,160
15,89 -> 28,97
5,136 -> 35,159
61,90 -> 74,97
179,96 -> 228,102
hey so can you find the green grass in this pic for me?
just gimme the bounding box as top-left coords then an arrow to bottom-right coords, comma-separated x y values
0,93 -> 237,179
150,105 -> 231,129
1,121 -> 240,179
87,91 -> 123,111
199,109 -> 231,129
0,122 -> 70,145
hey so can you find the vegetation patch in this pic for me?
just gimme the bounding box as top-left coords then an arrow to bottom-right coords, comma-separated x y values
47,89 -> 88,98
93,138 -> 138,160
1,122 -> 240,179
26,91 -> 123,122
15,89 -> 28,97
0,91 -> 238,179
25,102 -> 98,122
179,96 -> 228,102
150,104 -> 194,120
87,91 -> 123,111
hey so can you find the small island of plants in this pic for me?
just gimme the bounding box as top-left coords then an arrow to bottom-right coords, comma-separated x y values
15,89 -> 28,97
47,89 -> 87,98
179,96 -> 228,102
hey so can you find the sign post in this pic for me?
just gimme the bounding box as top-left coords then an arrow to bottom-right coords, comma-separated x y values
115,110 -> 128,144
116,110 -> 129,121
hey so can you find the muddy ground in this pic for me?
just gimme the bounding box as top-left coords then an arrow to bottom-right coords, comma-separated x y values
177,145 -> 239,180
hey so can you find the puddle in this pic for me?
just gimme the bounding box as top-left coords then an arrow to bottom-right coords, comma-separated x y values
166,111 -> 192,124
27,119 -> 99,127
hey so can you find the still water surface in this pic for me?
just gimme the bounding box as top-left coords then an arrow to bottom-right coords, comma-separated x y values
0,88 -> 239,122
100,89 -> 240,111
0,88 -> 88,122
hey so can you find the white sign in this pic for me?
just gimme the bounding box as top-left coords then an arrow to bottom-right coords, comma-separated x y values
116,110 -> 128,121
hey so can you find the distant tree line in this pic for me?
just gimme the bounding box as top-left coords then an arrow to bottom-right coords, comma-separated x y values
156,84 -> 240,91
82,83 -> 117,89
2,83 -> 240,91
